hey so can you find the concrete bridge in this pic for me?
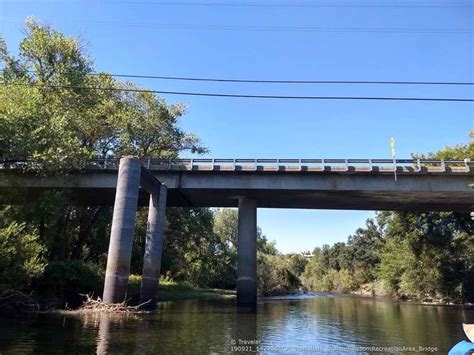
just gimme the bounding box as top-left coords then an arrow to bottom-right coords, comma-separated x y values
1,157 -> 473,310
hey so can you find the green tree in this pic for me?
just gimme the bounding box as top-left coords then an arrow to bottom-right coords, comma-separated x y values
378,211 -> 473,300
0,221 -> 44,290
286,253 -> 308,277
0,18 -> 206,170
214,208 -> 239,250
345,218 -> 384,283
0,19 -> 209,295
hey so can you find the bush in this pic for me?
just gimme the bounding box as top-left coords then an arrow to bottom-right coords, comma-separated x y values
258,254 -> 300,295
398,252 -> 442,299
378,239 -> 413,294
379,238 -> 444,299
331,269 -> 357,293
302,266 -> 356,293
286,254 -> 308,277
0,222 -> 44,290
38,260 -> 101,299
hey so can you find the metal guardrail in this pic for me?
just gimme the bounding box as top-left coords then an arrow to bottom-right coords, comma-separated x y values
0,158 -> 472,173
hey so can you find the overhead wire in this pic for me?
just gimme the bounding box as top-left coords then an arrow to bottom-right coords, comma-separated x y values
1,82 -> 473,102
84,73 -> 474,86
1,70 -> 473,86
111,1 -> 472,8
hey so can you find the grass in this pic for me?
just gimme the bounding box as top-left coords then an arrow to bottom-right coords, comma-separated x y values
127,275 -> 235,302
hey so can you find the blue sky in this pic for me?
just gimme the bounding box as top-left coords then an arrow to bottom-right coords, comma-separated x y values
1,0 -> 473,253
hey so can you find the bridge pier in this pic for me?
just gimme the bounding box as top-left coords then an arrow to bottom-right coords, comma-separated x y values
103,157 -> 141,304
139,185 -> 167,309
237,196 -> 257,310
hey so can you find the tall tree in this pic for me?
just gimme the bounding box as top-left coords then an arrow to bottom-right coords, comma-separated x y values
0,18 -> 207,171
0,18 -> 207,272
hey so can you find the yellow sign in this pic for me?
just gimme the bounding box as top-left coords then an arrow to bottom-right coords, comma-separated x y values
390,137 -> 396,158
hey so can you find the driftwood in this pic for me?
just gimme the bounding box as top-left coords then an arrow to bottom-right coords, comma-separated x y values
76,294 -> 151,313
0,291 -> 40,312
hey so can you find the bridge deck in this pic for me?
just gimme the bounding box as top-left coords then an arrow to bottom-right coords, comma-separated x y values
1,157 -> 472,174
1,158 -> 473,212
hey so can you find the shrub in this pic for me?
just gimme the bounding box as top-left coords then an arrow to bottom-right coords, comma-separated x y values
302,267 -> 356,293
257,254 -> 300,295
378,239 -> 414,294
331,269 -> 357,293
38,260 -> 101,299
286,254 -> 308,277
0,222 -> 44,290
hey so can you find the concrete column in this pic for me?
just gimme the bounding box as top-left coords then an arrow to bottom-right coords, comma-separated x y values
103,157 -> 141,303
139,185 -> 167,308
237,196 -> 257,309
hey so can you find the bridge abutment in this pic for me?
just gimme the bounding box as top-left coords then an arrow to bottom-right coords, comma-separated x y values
103,157 -> 141,303
139,185 -> 167,309
237,196 -> 257,310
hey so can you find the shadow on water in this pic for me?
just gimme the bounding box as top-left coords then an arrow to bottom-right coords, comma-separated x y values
0,294 -> 473,354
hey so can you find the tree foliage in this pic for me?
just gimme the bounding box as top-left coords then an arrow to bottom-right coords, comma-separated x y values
0,221 -> 44,290
0,18 -> 206,171
0,19 -> 210,296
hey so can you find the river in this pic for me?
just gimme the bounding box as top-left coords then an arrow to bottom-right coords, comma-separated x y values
0,293 -> 473,354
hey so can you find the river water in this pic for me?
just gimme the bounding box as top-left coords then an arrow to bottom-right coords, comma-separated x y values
0,293 -> 473,354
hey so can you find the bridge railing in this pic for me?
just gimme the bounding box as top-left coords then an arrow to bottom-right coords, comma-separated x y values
0,157 -> 472,173
137,158 -> 472,172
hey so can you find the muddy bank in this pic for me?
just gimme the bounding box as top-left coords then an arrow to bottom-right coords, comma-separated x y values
350,282 -> 473,306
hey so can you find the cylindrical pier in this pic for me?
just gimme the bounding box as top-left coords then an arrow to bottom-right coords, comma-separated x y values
139,185 -> 167,308
237,196 -> 257,310
103,157 -> 141,303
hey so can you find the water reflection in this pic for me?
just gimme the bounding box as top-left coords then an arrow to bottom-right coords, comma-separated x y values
233,312 -> 258,354
0,294 -> 473,354
96,314 -> 111,354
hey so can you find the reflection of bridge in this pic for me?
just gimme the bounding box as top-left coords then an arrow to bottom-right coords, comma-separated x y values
1,157 -> 473,310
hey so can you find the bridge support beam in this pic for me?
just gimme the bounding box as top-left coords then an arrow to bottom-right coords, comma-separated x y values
237,196 -> 257,310
103,157 -> 141,303
139,185 -> 167,309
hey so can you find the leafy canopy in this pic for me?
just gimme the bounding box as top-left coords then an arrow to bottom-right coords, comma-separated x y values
0,18 -> 207,172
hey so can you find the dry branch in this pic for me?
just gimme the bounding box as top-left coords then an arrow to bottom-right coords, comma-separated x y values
76,294 -> 151,313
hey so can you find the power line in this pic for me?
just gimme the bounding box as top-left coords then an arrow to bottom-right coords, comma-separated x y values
87,73 -> 474,86
72,21 -> 474,34
2,82 -> 473,102
112,1 -> 472,8
2,17 -> 471,34
4,0 -> 470,7
2,70 -> 473,86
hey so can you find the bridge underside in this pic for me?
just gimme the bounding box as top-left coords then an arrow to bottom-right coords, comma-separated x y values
0,170 -> 472,211
1,187 -> 470,212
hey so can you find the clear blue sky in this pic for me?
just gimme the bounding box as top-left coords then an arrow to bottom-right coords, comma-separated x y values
1,0 -> 473,253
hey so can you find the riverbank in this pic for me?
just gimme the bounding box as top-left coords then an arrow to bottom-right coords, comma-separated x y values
127,275 -> 235,302
0,277 -> 235,313
349,282 -> 473,306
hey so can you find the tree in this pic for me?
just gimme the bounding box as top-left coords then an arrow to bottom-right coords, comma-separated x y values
214,209 -> 239,250
0,19 -> 209,295
286,253 -> 308,277
0,18 -> 207,171
345,218 -> 384,283
0,221 -> 44,290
